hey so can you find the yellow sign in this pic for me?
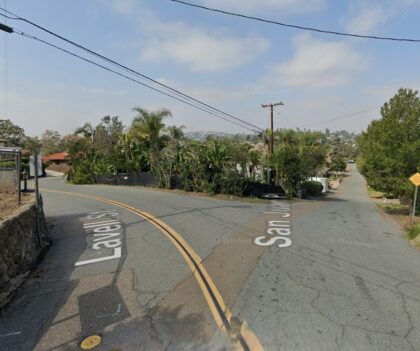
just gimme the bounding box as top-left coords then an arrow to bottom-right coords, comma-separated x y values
409,173 -> 420,186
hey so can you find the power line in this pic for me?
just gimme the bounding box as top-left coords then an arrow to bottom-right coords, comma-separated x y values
169,0 -> 420,43
10,29 -> 260,133
301,105 -> 381,128
283,1 -> 419,103
0,7 -> 264,132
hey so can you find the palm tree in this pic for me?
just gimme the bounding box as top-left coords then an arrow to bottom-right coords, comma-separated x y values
130,107 -> 172,148
75,122 -> 95,143
167,125 -> 185,142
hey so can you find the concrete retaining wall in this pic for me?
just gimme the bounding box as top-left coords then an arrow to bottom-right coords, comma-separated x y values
0,199 -> 47,309
0,170 -> 16,192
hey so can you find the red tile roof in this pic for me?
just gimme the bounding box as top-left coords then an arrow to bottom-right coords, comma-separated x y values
42,152 -> 69,162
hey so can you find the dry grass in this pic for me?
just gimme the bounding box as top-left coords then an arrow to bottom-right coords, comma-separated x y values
376,203 -> 410,216
0,192 -> 34,221
367,187 -> 420,249
367,186 -> 385,199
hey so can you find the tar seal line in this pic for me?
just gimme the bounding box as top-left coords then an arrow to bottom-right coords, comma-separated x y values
75,210 -> 122,266
255,201 -> 292,247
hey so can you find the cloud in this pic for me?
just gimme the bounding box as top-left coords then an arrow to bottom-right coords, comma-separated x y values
263,34 -> 367,89
50,83 -> 127,97
200,0 -> 327,14
362,81 -> 420,100
345,6 -> 388,34
107,1 -> 269,73
140,25 -> 269,72
344,0 -> 417,35
111,0 -> 137,14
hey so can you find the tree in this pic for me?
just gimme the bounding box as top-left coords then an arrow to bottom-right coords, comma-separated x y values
325,128 -> 330,137
40,129 -> 64,155
151,145 -> 178,189
178,141 -> 206,192
94,116 -> 124,158
203,138 -> 230,194
75,122 -> 95,142
271,142 -> 304,197
167,125 -> 185,142
129,107 -> 172,149
24,136 -> 42,153
114,133 -> 148,172
0,119 -> 25,146
358,88 -> 420,198
65,135 -> 96,184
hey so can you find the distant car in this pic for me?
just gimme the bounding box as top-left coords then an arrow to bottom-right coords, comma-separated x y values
347,159 -> 355,163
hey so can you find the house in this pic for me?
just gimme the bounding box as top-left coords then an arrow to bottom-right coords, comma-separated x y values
41,152 -> 69,165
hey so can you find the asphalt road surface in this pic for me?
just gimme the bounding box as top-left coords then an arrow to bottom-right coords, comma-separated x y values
1,164 -> 420,350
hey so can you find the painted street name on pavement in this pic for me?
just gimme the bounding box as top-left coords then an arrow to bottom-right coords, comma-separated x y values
75,210 -> 122,267
255,201 -> 292,247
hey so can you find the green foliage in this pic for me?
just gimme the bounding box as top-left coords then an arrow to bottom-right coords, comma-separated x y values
301,181 -> 323,196
150,145 -> 178,189
64,107 -> 330,198
358,88 -> 420,198
329,155 -> 347,172
114,133 -> 148,172
0,160 -> 15,168
66,136 -> 96,184
269,129 -> 328,197
271,142 -> 304,197
40,129 -> 65,155
129,107 -> 171,148
0,119 -> 26,146
24,136 -> 42,153
220,168 -> 247,196
407,223 -> 420,240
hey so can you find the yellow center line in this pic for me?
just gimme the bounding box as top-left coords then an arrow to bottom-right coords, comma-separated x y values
42,188 -> 264,351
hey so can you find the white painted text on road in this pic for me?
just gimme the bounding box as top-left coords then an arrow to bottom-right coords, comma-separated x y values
255,201 -> 292,248
75,210 -> 122,266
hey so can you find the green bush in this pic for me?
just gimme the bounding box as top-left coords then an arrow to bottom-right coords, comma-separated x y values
67,159 -> 95,184
0,160 -> 16,169
301,180 -> 323,196
407,223 -> 420,240
220,169 -> 247,196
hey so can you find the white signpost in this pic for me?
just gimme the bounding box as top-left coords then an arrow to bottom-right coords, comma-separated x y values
29,154 -> 43,177
30,153 -> 43,247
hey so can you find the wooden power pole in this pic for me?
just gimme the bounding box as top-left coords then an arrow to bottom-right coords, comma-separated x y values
262,102 -> 284,155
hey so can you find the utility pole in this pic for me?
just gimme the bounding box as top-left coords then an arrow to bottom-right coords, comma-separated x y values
262,102 -> 284,155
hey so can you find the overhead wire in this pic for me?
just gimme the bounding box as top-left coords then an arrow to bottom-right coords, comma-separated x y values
301,105 -> 382,128
166,0 -> 416,131
0,7 -> 263,132
169,0 -> 420,43
11,29 -> 259,133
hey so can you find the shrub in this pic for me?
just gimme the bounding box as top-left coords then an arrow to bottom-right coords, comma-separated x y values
0,160 -> 15,169
220,169 -> 247,196
301,180 -> 323,196
407,223 -> 420,240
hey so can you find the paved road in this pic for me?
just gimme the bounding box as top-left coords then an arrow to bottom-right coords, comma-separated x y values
1,164 -> 419,350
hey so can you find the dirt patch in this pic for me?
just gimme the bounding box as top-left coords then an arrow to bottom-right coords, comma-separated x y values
0,192 -> 34,221
47,163 -> 70,174
368,192 -> 419,248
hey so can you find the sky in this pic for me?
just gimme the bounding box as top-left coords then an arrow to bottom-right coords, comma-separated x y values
1,0 -> 420,137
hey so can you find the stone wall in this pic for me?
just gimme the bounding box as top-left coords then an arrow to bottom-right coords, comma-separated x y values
0,199 -> 48,309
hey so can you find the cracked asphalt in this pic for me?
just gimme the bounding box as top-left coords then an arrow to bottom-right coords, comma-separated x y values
1,164 -> 419,350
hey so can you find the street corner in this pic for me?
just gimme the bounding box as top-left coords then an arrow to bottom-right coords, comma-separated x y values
33,269 -> 139,351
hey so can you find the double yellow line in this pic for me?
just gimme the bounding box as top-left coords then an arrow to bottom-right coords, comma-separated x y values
42,188 -> 264,351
